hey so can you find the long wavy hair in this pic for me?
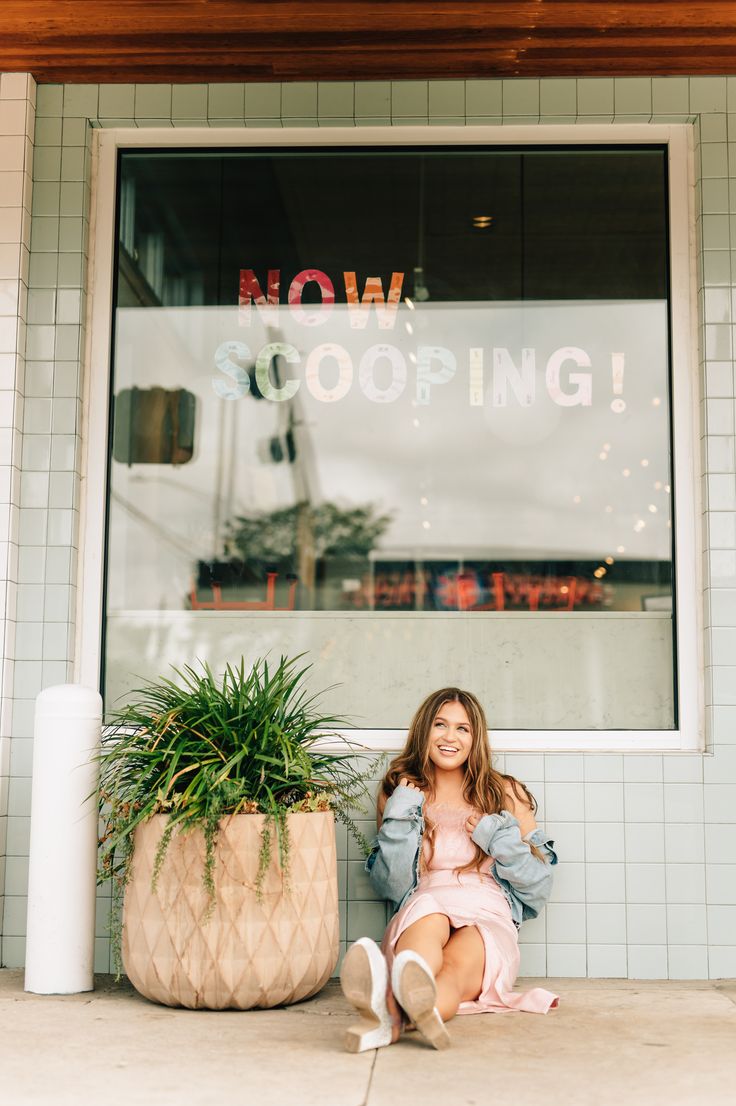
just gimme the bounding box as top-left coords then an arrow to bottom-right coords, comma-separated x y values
380,687 -> 546,873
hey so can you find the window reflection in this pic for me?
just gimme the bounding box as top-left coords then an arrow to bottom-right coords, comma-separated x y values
105,147 -> 675,729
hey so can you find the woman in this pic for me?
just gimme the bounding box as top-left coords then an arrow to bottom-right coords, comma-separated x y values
340,687 -> 559,1051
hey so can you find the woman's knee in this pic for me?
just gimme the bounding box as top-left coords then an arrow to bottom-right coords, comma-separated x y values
396,912 -> 451,949
440,926 -> 485,1001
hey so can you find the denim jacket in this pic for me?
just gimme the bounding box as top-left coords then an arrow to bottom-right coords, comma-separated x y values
364,785 -> 558,929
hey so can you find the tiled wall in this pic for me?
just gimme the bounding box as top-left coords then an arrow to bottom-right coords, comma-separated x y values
0,72 -> 35,968
1,73 -> 736,979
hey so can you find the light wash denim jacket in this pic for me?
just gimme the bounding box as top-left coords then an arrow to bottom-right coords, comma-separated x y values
365,784 -> 558,929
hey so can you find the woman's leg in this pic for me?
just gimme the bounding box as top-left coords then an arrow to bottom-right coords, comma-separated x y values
394,912 -> 451,975
434,924 -> 485,1022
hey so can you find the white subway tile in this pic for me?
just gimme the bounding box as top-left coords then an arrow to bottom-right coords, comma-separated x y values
587,944 -> 627,977
586,903 -> 626,943
626,904 -> 666,944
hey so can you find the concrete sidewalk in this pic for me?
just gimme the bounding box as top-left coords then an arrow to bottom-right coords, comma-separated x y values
1,970 -> 735,1106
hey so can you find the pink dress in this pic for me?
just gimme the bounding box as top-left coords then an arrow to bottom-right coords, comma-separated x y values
381,799 -> 559,1016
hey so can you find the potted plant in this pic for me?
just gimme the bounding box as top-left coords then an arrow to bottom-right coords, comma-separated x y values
98,654 -> 377,1010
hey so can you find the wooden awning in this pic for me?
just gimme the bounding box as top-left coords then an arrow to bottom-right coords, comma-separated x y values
1,1 -> 735,83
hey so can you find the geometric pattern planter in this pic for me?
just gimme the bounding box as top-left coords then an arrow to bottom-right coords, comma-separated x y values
122,811 -> 339,1009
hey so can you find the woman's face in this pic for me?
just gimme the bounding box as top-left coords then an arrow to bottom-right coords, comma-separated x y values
426,700 -> 473,773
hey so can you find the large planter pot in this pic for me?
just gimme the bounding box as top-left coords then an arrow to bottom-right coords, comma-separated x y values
122,810 -> 339,1009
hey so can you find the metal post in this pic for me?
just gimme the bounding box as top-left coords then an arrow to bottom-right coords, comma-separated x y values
24,684 -> 103,994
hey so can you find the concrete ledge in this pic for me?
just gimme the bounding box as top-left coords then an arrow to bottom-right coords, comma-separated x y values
2,971 -> 736,1105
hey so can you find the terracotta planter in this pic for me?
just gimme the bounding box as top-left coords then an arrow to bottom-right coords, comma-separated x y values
122,810 -> 339,1009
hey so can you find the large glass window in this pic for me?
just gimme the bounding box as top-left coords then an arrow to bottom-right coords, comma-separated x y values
105,145 -> 674,729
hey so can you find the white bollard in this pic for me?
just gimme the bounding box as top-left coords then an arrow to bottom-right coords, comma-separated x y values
25,684 -> 103,994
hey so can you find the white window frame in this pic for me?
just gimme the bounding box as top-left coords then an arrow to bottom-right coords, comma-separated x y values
78,123 -> 701,753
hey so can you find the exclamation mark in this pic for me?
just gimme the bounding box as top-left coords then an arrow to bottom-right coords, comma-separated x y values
469,348 -> 484,406
611,353 -> 626,413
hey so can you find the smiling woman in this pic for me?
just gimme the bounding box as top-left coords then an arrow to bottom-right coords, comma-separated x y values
340,685 -> 558,1051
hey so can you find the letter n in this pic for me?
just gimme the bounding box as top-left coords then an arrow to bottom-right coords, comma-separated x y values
239,269 -> 280,326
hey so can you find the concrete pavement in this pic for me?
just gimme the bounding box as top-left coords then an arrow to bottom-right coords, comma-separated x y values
1,970 -> 735,1105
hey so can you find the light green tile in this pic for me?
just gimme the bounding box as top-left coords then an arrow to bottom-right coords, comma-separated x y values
575,115 -> 613,124
207,83 -> 244,119
355,117 -> 391,128
52,362 -> 79,397
281,82 -> 317,118
101,118 -> 136,128
31,182 -> 59,217
56,253 -> 83,288
317,118 -> 354,128
207,119 -> 244,129
392,116 -> 428,127
60,147 -> 86,182
33,117 -> 62,147
702,214 -> 730,251
35,85 -> 63,118
346,900 -> 386,943
465,79 -> 502,116
59,182 -> 85,217
28,253 -> 58,288
691,76 -> 727,114
30,217 -> 58,253
58,217 -> 85,253
318,82 -> 354,118
171,118 -> 205,128
283,118 -> 321,129
61,117 -> 87,146
354,81 -> 390,117
650,113 -> 691,124
700,113 -> 727,143
391,80 -> 428,117
98,84 -> 136,119
540,78 -> 576,116
502,79 -> 539,116
431,117 -> 465,127
466,116 -> 503,126
703,178 -> 730,215
614,77 -> 652,115
246,117 -> 284,128
244,84 -> 281,118
26,290 -> 56,325
32,146 -> 61,182
53,325 -> 79,360
702,143 -> 729,178
652,76 -> 689,115
62,85 -> 99,119
172,84 -> 208,119
428,80 -> 464,117
135,84 -> 172,119
52,289 -> 80,327
135,119 -> 172,128
576,78 -> 613,115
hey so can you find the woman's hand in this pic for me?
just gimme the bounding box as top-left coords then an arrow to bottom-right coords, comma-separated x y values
465,811 -> 481,836
399,777 -> 422,792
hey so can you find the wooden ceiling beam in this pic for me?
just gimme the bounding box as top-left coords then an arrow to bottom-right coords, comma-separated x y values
0,2 -> 735,82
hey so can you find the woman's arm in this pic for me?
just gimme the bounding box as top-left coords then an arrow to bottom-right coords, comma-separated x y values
467,788 -> 557,922
365,781 -> 425,909
502,782 -> 537,836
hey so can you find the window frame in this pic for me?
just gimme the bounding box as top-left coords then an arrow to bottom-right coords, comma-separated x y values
79,123 -> 701,752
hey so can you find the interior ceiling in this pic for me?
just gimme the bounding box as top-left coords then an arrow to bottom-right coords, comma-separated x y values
1,1 -> 736,83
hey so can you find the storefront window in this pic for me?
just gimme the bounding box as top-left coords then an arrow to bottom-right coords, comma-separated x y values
104,145 -> 674,729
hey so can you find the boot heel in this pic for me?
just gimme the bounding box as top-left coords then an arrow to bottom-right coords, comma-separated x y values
340,938 -> 393,1053
391,951 -> 451,1051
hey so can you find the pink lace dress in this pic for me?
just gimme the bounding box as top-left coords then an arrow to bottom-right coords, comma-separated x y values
381,799 -> 559,1015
